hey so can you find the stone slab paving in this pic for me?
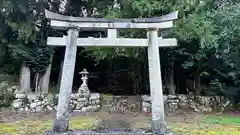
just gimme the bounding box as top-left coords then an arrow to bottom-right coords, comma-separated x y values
43,129 -> 176,135
43,129 -> 153,135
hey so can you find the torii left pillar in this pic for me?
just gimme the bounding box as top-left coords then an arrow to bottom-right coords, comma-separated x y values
53,27 -> 79,132
148,28 -> 166,134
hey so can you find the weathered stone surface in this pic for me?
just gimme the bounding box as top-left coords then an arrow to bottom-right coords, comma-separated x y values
167,99 -> 179,103
91,100 -> 96,105
76,103 -> 84,110
27,94 -> 39,101
142,102 -> 150,107
148,29 -> 167,134
199,105 -> 212,112
35,106 -> 43,112
72,100 -> 78,105
78,98 -> 87,102
19,108 -> 24,112
15,94 -> 26,99
84,101 -> 89,105
168,95 -> 177,99
141,94 -> 232,113
142,95 -> 151,102
36,101 -> 42,106
12,100 -> 22,108
71,94 -> 75,98
142,102 -> 151,112
178,94 -> 188,102
87,106 -> 93,111
92,105 -> 98,111
12,92 -> 101,113
47,105 -> 53,111
41,100 -> 46,105
12,93 -> 231,114
96,99 -> 100,104
163,95 -> 168,102
30,102 -> 37,109
45,9 -> 178,23
71,93 -> 79,100
81,107 -> 87,112
8,86 -> 19,93
89,93 -> 100,100
25,107 -> 29,112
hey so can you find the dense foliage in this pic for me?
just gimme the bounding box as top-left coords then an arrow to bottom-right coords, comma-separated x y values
0,0 -> 240,106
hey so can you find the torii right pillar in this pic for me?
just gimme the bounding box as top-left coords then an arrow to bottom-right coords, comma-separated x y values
148,28 -> 166,135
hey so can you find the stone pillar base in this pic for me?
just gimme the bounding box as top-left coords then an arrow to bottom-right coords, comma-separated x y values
152,119 -> 167,135
53,119 -> 69,132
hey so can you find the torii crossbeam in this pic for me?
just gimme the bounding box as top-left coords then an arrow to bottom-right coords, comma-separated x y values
45,9 -> 178,135
45,9 -> 178,29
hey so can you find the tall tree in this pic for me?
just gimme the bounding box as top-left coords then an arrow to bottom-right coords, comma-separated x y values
0,0 -> 56,93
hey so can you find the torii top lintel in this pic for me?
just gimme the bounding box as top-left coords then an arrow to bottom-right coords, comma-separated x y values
45,10 -> 178,30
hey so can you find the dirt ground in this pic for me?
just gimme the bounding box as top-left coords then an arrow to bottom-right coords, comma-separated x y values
1,108 -> 240,135
0,108 -> 203,129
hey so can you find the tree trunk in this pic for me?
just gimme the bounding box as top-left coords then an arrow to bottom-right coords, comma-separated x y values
19,62 -> 31,93
164,68 -> 168,93
194,73 -> 201,95
176,74 -> 179,94
168,57 -> 175,95
142,54 -> 149,93
57,60 -> 64,91
137,62 -> 143,94
195,75 -> 201,95
168,67 -> 175,95
40,56 -> 53,93
194,61 -> 201,95
131,60 -> 142,95
34,73 -> 41,93
0,45 -> 7,67
166,57 -> 175,95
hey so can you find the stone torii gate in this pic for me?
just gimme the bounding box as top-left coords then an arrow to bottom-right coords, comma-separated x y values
45,10 -> 178,134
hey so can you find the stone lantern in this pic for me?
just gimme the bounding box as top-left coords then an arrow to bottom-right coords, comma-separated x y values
78,68 -> 90,97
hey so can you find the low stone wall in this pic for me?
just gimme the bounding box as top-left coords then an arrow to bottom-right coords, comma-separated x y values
142,94 -> 231,113
101,95 -> 142,112
12,93 -> 101,113
11,92 -> 232,113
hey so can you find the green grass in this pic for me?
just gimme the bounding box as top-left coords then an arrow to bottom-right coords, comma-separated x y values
204,115 -> 240,126
1,113 -> 240,135
0,116 -> 98,135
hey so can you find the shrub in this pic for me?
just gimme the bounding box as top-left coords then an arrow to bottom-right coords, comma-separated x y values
0,93 -> 15,108
0,82 -> 16,108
